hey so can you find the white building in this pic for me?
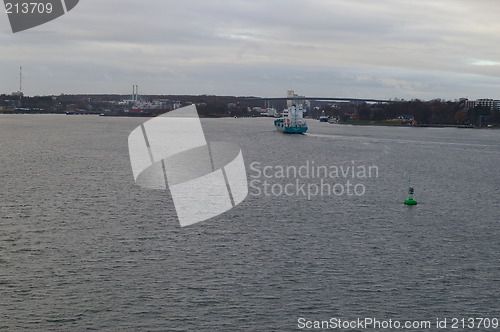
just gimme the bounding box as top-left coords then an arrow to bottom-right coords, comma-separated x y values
287,90 -> 308,109
464,98 -> 500,111
476,99 -> 496,110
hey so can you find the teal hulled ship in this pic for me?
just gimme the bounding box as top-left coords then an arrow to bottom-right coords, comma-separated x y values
274,105 -> 308,134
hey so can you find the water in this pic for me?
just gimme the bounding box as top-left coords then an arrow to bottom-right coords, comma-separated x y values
0,115 -> 498,331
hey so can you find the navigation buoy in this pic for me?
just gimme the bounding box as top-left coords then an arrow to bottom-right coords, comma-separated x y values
404,185 -> 418,205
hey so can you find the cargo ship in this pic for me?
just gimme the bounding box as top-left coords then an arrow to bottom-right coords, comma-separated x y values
274,105 -> 308,134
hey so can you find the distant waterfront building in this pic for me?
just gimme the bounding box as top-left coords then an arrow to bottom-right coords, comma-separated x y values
388,114 -> 415,124
172,101 -> 182,110
0,106 -> 14,112
287,90 -> 308,109
287,90 -> 295,108
464,99 -> 476,109
267,108 -> 277,117
476,99 -> 496,110
463,98 -> 500,111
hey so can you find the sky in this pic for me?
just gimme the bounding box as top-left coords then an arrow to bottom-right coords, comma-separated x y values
1,0 -> 499,100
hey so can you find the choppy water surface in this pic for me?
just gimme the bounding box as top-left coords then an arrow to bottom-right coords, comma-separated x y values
0,115 -> 498,331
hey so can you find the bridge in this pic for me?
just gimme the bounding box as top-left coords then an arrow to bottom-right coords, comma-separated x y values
244,96 -> 393,103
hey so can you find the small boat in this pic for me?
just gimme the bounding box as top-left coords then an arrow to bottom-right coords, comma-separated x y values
319,110 -> 328,122
274,105 -> 308,134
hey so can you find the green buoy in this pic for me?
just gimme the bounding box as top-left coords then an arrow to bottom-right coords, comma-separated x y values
404,185 -> 418,205
404,198 -> 418,205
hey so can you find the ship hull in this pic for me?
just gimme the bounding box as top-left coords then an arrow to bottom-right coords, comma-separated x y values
277,126 -> 307,134
274,119 -> 307,134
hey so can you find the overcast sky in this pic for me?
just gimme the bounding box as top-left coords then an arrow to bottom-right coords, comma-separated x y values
1,0 -> 499,100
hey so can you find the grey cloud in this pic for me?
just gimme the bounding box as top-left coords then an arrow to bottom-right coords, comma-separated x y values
0,0 -> 499,99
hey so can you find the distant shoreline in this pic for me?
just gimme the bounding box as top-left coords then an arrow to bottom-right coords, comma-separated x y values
2,112 -> 497,129
333,120 -> 484,129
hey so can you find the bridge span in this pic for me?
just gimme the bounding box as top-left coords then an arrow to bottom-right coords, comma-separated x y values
245,96 -> 393,103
